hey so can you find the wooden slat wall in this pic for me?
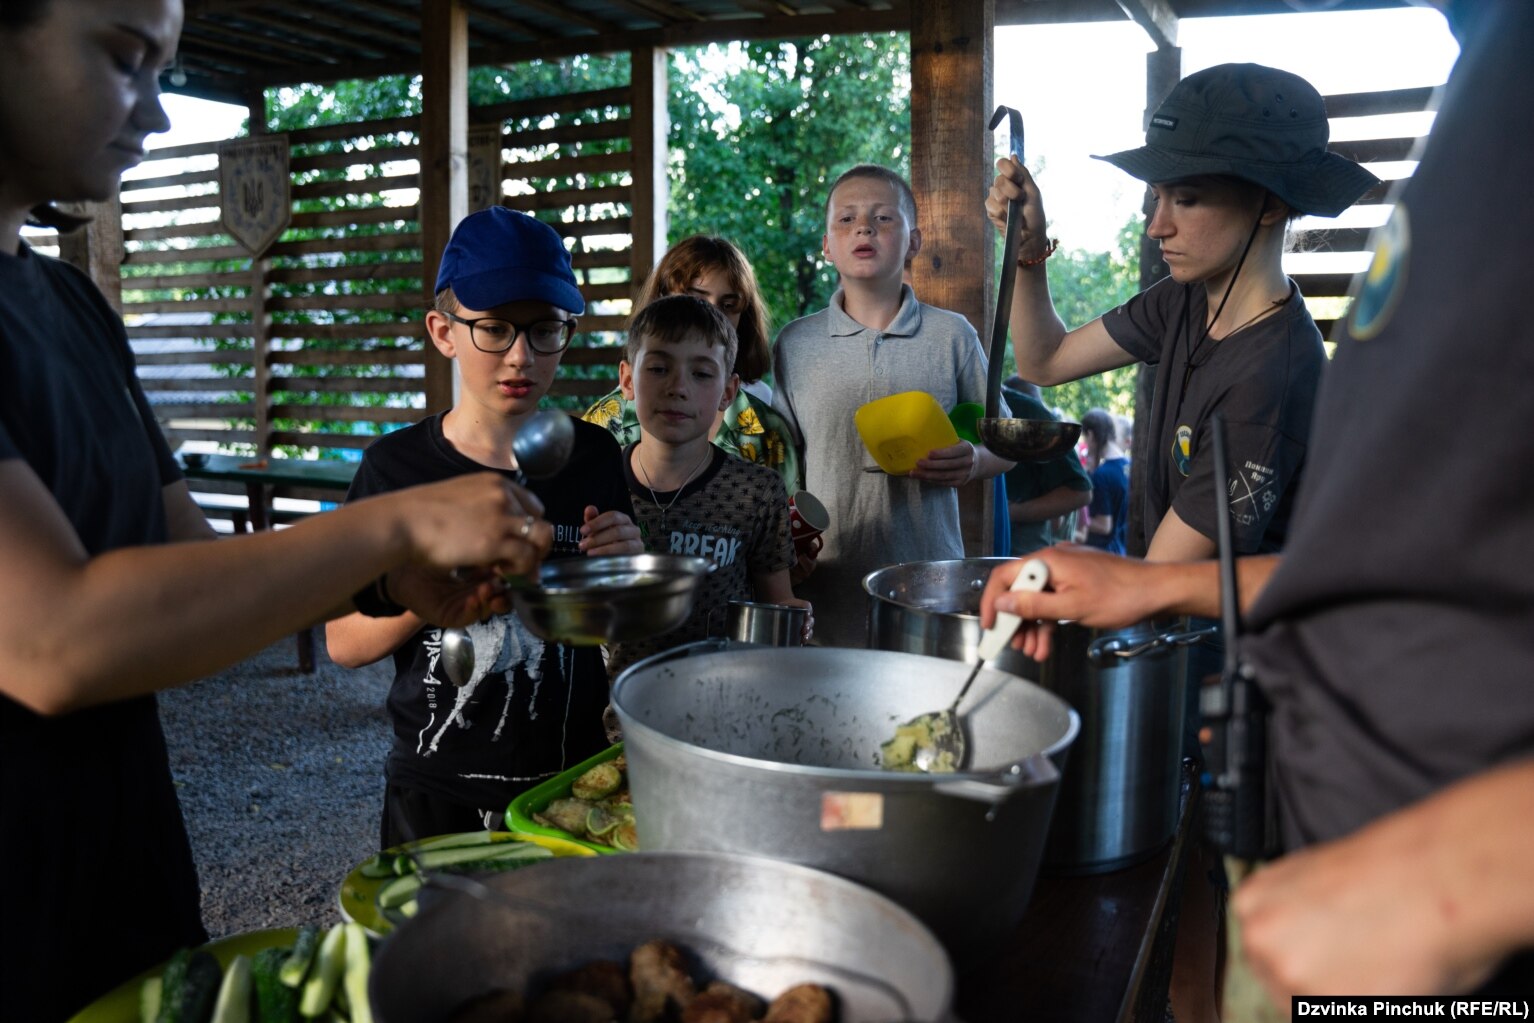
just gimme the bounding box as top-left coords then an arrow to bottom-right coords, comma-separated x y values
1287,84 -> 1434,338
481,83 -> 637,399
120,79 -> 640,463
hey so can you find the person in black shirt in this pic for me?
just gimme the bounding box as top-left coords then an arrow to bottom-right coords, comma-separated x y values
325,207 -> 642,848
0,4 -> 556,1018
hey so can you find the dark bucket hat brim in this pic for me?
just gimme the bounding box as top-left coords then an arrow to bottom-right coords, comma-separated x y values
1093,144 -> 1379,218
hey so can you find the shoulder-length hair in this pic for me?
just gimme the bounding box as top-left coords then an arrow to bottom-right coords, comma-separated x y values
632,235 -> 772,382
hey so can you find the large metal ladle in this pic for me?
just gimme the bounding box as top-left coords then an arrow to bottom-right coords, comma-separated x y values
440,410 -> 576,687
882,558 -> 1050,772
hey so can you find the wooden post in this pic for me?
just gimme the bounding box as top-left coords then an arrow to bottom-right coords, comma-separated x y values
419,0 -> 469,414
56,197 -> 125,314
910,0 -> 995,557
1127,44 -> 1181,556
246,88 -> 274,458
630,46 -> 669,302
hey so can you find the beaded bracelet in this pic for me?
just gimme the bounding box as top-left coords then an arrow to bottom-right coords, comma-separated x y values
353,574 -> 406,617
1019,238 -> 1059,267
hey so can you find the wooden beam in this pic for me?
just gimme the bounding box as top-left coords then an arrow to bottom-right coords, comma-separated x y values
57,198 -> 125,314
187,16 -> 344,66
910,0 -> 994,558
630,45 -> 669,300
910,2 -> 993,340
236,6 -> 911,87
298,6 -> 423,51
603,0 -> 703,24
470,0 -> 613,36
1127,43 -> 1180,557
232,9 -> 390,60
177,26 -> 291,66
461,1 -> 542,41
1112,0 -> 1178,49
419,0 -> 469,415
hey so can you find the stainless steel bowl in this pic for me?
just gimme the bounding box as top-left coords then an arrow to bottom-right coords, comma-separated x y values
977,417 -> 1081,462
511,553 -> 714,645
369,851 -> 956,1023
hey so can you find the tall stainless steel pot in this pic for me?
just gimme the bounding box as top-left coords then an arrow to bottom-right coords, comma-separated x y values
610,643 -> 1079,966
864,558 -> 1213,874
1040,620 -> 1212,872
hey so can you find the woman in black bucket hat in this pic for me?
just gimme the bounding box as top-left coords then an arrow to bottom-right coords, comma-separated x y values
988,62 -> 1377,1023
986,62 -> 1376,563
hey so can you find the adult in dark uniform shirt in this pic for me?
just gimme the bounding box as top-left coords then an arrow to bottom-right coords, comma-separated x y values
983,0 -> 1534,1006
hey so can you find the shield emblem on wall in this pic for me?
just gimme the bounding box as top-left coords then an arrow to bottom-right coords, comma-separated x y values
218,136 -> 291,257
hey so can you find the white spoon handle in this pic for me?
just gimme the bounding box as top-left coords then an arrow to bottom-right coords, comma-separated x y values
977,557 -> 1050,662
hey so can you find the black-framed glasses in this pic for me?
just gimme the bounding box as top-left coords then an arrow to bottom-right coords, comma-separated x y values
445,312 -> 576,355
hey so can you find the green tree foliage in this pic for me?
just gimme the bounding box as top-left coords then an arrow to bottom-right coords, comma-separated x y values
1029,218 -> 1143,422
665,34 -> 911,327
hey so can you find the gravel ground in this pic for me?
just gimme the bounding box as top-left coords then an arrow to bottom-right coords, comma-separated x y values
159,635 -> 392,939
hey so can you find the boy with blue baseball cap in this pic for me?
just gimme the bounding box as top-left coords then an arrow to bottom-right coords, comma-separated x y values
326,206 -> 642,848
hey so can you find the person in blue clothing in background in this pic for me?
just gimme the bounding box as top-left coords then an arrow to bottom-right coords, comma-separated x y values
1081,408 -> 1129,555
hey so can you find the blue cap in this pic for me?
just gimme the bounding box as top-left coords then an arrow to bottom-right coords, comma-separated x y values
434,207 -> 586,315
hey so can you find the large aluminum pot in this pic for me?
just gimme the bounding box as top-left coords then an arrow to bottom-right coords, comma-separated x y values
864,558 -> 1038,680
370,852 -> 955,1023
611,643 -> 1079,965
862,557 -> 1212,874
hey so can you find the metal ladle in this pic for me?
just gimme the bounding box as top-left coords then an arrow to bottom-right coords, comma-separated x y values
883,558 -> 1050,772
440,410 -> 576,687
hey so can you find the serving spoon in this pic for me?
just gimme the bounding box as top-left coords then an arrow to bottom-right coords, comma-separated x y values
883,557 -> 1050,772
440,410 -> 576,687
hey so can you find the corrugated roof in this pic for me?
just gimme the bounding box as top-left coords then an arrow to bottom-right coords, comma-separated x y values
171,0 -> 1410,102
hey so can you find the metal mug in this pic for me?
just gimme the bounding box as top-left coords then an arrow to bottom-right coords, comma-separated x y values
720,599 -> 807,647
788,490 -> 829,561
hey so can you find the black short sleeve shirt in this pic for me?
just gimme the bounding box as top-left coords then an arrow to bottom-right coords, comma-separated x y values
1104,276 -> 1325,555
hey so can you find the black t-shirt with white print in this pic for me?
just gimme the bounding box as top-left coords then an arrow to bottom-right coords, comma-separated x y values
345,411 -> 634,809
607,445 -> 794,677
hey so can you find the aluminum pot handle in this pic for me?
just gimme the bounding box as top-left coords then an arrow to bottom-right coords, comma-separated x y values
1087,623 -> 1219,666
931,752 -> 1060,804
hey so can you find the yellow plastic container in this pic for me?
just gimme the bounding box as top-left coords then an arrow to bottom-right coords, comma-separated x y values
855,391 -> 961,475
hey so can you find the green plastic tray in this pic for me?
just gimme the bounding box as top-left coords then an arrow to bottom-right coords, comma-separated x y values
505,742 -> 628,855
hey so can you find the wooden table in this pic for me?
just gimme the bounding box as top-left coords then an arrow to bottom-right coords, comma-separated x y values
956,762 -> 1199,1023
181,453 -> 357,531
181,454 -> 359,671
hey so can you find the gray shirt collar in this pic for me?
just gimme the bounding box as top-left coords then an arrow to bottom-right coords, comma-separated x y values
827,283 -> 923,338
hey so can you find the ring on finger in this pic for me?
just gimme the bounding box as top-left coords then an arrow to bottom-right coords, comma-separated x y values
518,514 -> 536,539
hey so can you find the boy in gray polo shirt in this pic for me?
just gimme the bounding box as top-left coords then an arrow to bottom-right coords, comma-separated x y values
772,165 -> 1013,648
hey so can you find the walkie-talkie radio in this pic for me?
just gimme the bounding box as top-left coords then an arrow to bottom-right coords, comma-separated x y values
1199,415 -> 1280,860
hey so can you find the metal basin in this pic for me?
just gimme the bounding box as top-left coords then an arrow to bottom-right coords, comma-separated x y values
977,417 -> 1081,462
611,644 -> 1078,965
511,553 -> 713,645
369,851 -> 955,1023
